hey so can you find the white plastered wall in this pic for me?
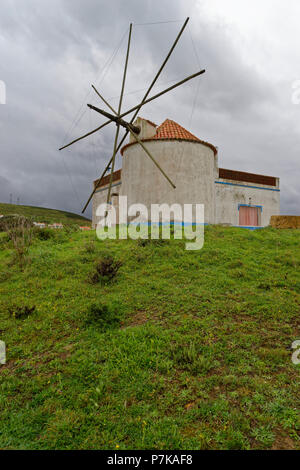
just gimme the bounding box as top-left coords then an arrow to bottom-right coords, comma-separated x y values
215,178 -> 280,227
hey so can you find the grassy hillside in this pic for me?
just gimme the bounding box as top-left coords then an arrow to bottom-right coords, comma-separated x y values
0,226 -> 299,450
0,202 -> 91,226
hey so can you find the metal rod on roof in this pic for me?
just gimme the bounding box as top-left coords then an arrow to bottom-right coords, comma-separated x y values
59,120 -> 112,151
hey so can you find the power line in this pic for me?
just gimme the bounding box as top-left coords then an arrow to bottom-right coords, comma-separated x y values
61,153 -> 82,207
188,27 -> 203,127
60,27 -> 129,148
59,28 -> 130,211
106,76 -> 186,101
88,108 -> 99,174
134,20 -> 184,26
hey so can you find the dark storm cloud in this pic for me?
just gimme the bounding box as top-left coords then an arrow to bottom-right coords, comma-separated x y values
0,0 -> 298,218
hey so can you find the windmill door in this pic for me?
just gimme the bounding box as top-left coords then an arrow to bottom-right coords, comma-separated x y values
239,206 -> 259,227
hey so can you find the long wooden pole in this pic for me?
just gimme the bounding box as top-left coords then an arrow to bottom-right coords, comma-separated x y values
93,87 -> 176,189
83,69 -> 205,212
121,17 -> 190,134
59,120 -> 113,151
107,24 -> 132,205
126,125 -> 176,189
81,18 -> 190,213
60,18 -> 190,153
87,104 -> 140,134
61,67 -> 204,152
121,70 -> 205,119
92,85 -> 117,115
90,69 -> 205,126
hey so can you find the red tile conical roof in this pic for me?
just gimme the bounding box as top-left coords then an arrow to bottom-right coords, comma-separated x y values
154,119 -> 201,142
121,118 -> 217,155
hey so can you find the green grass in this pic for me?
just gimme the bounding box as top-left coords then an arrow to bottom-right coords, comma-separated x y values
0,225 -> 299,450
0,202 -> 91,226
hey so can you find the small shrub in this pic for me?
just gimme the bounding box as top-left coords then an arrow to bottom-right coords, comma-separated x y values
228,260 -> 244,269
35,228 -> 55,241
8,304 -> 36,320
217,429 -> 249,450
171,342 -> 198,366
229,269 -> 247,279
258,282 -> 271,291
85,302 -> 121,329
170,342 -> 217,375
137,239 -> 151,247
137,238 -> 166,247
0,270 -> 12,283
0,232 -> 9,245
83,241 -> 96,254
89,255 -> 122,284
151,238 -> 167,246
4,216 -> 34,268
252,426 -> 275,448
0,215 -> 22,232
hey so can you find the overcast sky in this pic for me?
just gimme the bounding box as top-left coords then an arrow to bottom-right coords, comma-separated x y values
0,0 -> 299,218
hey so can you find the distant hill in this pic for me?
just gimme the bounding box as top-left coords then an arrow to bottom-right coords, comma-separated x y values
0,202 -> 91,226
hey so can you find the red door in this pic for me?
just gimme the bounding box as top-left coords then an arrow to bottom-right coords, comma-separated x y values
239,206 -> 259,226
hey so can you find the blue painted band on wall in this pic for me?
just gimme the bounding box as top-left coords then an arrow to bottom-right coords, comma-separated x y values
215,181 -> 280,192
129,222 -> 209,227
236,226 -> 265,230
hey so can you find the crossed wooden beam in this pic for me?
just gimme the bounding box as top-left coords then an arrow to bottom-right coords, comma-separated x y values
59,18 -> 206,214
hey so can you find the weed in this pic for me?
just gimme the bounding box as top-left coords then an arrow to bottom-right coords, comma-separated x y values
258,282 -> 272,290
252,426 -> 275,448
4,216 -> 34,268
137,238 -> 167,247
83,241 -> 96,254
89,255 -> 122,284
137,239 -> 151,247
35,228 -> 55,241
8,304 -> 36,320
170,342 -> 217,375
0,270 -> 12,283
217,429 -> 249,450
85,303 -> 121,330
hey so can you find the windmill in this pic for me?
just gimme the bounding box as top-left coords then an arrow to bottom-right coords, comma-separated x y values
59,18 -> 206,214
